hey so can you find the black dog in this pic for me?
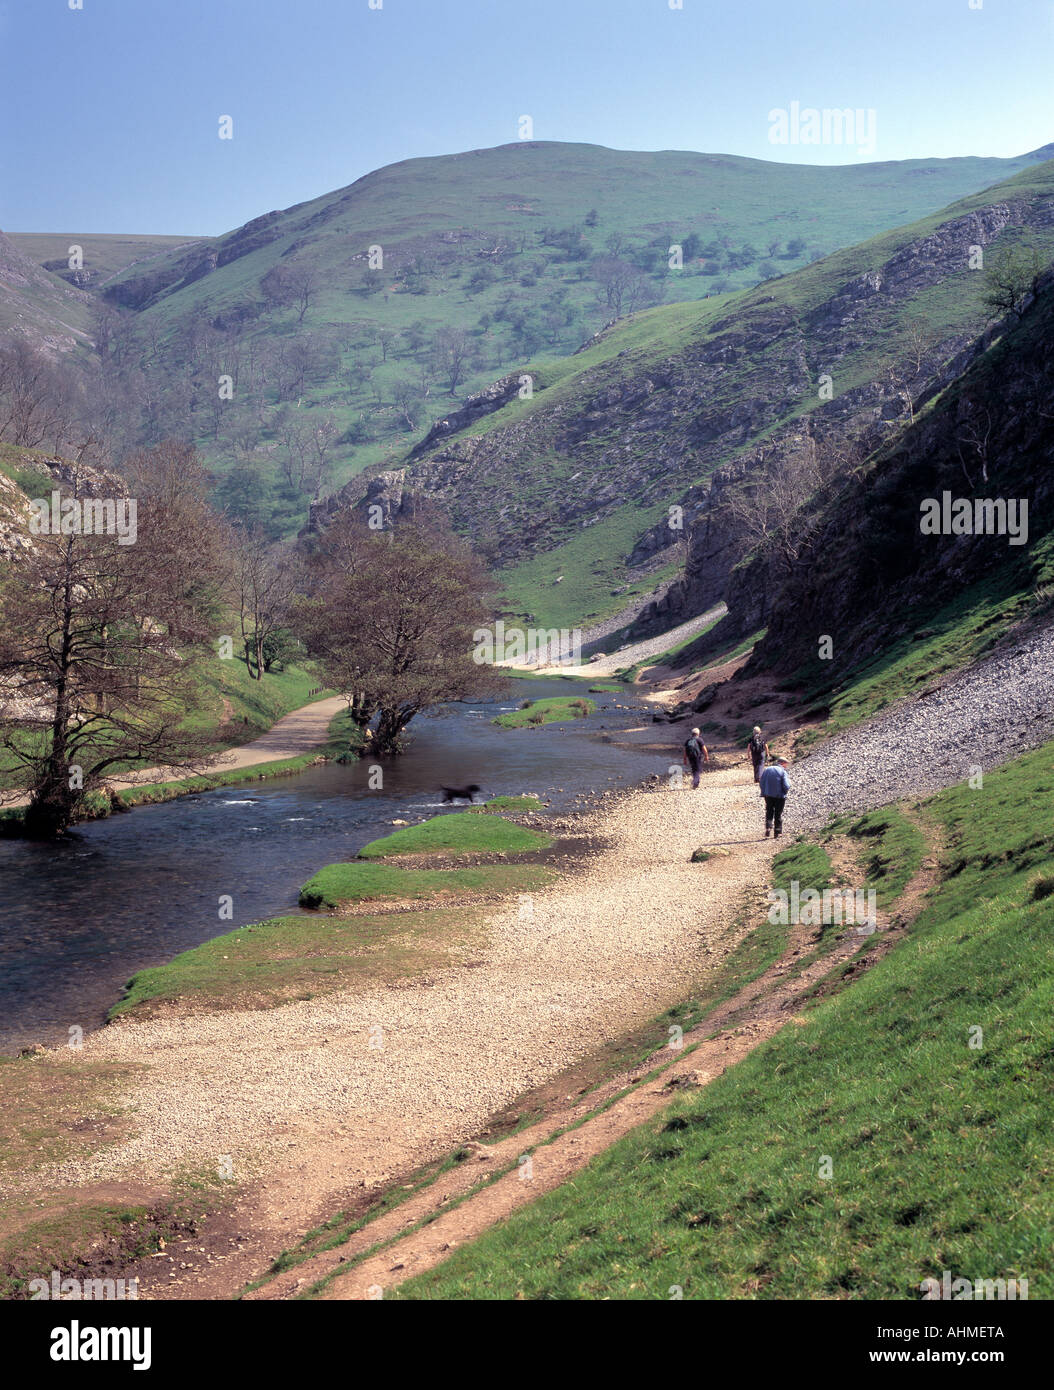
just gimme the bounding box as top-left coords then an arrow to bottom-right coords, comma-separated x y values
440,784 -> 481,804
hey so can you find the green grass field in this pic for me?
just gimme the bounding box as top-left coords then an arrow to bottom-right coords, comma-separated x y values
492,696 -> 595,728
394,741 -> 1054,1300
108,908 -> 485,1018
298,859 -> 553,909
355,811 -> 551,859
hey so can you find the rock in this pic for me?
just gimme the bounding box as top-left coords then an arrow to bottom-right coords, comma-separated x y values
691,846 -> 730,862
460,1141 -> 492,1162
665,1069 -> 710,1090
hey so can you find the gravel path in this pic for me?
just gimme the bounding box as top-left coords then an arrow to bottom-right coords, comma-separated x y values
14,769 -> 773,1197
789,622 -> 1054,825
517,604 -> 726,677
0,696 -> 347,809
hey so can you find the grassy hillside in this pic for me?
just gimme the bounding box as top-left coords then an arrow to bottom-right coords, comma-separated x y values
400,160 -> 1054,628
82,142 -> 1047,535
395,741 -> 1054,1300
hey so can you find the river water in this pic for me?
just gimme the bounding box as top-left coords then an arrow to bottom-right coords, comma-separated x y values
0,681 -> 669,1054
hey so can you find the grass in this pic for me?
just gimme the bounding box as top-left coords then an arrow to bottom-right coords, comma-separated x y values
109,908 -> 484,1019
492,696 -> 595,728
829,808 -> 928,911
0,708 -> 359,836
10,231 -> 200,281
792,572 -> 1035,747
1,1201 -> 179,1302
355,811 -> 551,859
298,859 -> 554,909
394,738 -> 1054,1300
113,805 -> 558,1016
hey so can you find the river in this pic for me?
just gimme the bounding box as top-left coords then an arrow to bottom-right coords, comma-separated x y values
0,680 -> 669,1054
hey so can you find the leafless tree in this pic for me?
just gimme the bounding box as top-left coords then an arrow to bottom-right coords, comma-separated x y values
432,327 -> 473,395
294,513 -> 505,753
0,469 -> 222,835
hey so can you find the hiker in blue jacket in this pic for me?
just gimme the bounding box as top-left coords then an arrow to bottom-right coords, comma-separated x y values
759,754 -> 790,838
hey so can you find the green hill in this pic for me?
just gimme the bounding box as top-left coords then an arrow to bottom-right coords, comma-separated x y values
727,257 -> 1054,732
72,140 -> 1050,535
385,159 -> 1054,631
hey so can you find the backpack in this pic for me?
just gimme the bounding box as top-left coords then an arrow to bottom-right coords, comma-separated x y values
749,733 -> 765,758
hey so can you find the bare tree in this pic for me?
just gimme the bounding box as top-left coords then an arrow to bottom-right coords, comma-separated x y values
432,327 -> 473,395
227,527 -> 299,680
260,263 -> 318,323
721,436 -> 855,574
294,513 -> 505,753
0,476 -> 221,835
590,258 -> 660,319
392,377 -> 426,431
956,406 -> 993,488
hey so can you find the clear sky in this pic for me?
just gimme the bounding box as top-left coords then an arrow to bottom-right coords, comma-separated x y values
2,0 -> 1052,235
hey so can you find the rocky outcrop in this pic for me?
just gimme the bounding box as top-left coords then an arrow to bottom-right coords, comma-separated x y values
303,468 -> 412,536
734,269 -> 1054,680
408,375 -> 524,457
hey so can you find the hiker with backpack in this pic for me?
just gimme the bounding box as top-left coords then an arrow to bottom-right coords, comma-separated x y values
682,727 -> 711,789
759,754 -> 790,838
747,726 -> 768,783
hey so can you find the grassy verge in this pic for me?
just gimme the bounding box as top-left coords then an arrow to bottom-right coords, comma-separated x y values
110,907 -> 486,1020
298,860 -> 554,910
0,1194 -> 217,1302
395,742 -> 1054,1300
471,795 -> 545,814
356,812 -> 551,859
492,696 -> 595,728
0,1049 -> 223,1300
792,571 -> 1039,745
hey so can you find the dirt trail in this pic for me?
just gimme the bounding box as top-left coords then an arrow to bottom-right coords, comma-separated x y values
0,695 -> 346,809
253,815 -> 941,1301
507,604 -> 726,678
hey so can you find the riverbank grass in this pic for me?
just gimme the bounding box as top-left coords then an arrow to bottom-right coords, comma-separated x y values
299,860 -> 555,910
394,742 -> 1054,1300
492,696 -> 595,728
472,795 -> 544,814
356,812 -> 551,859
110,908 -> 486,1019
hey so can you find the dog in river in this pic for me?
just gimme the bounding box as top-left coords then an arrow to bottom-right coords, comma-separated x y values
440,784 -> 481,804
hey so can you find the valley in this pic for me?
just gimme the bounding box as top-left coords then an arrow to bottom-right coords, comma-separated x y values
2,0 -> 1053,1329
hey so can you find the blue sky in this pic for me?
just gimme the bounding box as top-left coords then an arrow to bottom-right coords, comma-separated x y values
2,0 -> 1052,235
